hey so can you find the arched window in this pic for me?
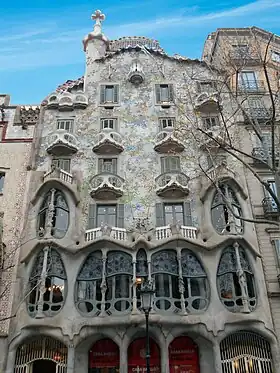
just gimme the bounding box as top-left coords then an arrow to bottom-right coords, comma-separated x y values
28,248 -> 67,317
14,336 -> 67,373
217,246 -> 256,312
211,184 -> 243,234
38,189 -> 69,239
151,250 -> 180,312
220,331 -> 273,373
106,251 -> 133,314
136,249 -> 148,309
75,250 -> 103,315
181,249 -> 209,312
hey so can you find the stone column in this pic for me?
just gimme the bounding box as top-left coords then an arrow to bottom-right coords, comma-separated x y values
120,338 -> 128,373
161,342 -> 169,373
67,344 -> 75,373
100,250 -> 107,316
5,349 -> 16,373
212,339 -> 222,373
36,246 -> 49,318
132,260 -> 138,313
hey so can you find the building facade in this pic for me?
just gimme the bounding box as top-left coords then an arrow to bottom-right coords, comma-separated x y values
2,14 -> 280,373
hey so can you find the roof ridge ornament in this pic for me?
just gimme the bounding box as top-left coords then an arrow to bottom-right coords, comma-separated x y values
91,10 -> 105,37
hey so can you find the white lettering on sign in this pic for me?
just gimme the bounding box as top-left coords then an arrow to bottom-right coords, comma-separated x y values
131,366 -> 160,372
93,352 -> 117,356
170,350 -> 195,355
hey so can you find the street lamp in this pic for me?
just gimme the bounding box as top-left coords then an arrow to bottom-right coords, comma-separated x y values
140,280 -> 155,373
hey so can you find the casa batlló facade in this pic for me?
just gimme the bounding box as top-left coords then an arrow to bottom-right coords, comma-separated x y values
1,10 -> 280,373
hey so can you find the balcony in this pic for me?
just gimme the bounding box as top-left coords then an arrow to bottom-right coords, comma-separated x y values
46,130 -> 79,156
155,225 -> 197,240
90,173 -> 124,199
92,131 -> 124,155
155,172 -> 189,198
199,127 -> 224,150
85,226 -> 127,242
43,167 -> 74,185
154,131 -> 184,153
262,197 -> 279,217
195,92 -> 220,113
238,80 -> 265,94
251,147 -> 280,166
229,50 -> 260,63
244,107 -> 271,123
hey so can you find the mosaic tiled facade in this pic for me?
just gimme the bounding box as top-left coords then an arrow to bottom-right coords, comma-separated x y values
1,14 -> 280,373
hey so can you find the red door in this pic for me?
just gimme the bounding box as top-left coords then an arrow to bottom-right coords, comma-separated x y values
128,338 -> 161,373
169,337 -> 200,373
89,339 -> 120,373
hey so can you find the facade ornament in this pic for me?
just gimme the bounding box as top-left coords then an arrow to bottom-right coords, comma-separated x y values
45,189 -> 56,238
233,242 -> 250,313
91,10 -> 105,37
128,217 -> 154,242
35,247 -> 49,318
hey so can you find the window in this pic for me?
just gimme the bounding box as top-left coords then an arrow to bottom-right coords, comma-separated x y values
202,116 -> 219,130
217,246 -> 256,312
0,173 -> 5,193
87,204 -> 125,229
155,84 -> 174,104
198,81 -> 216,94
52,158 -> 71,173
105,251 -> 133,313
264,180 -> 278,211
100,85 -> 119,105
271,50 -> 280,63
155,201 -> 193,227
238,71 -> 258,91
75,251 -> 103,314
161,156 -> 180,173
273,239 -> 280,267
28,248 -> 67,317
98,158 -> 117,174
232,44 -> 249,58
56,119 -> 74,132
211,184 -> 243,234
38,189 -> 69,238
101,118 -> 117,130
159,117 -> 175,130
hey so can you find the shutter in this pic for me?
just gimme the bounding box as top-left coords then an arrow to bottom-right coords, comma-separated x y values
155,84 -> 161,103
161,157 -> 167,173
87,204 -> 97,229
113,85 -> 119,103
100,85 -> 106,104
117,204 -> 125,228
112,158 -> 117,174
155,203 -> 165,226
168,85 -> 174,102
98,159 -> 104,173
175,156 -> 180,170
183,201 -> 193,226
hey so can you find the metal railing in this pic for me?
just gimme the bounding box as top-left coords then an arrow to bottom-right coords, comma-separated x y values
238,80 -> 265,93
262,197 -> 279,214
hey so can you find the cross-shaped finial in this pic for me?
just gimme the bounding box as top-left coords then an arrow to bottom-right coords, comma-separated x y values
91,9 -> 105,24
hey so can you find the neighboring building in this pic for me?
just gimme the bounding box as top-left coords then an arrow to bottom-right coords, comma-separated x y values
2,15 -> 280,373
203,26 -> 280,341
0,94 -> 37,370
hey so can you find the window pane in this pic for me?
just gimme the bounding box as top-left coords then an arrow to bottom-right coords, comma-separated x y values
0,174 -> 5,193
105,86 -> 114,102
161,86 -> 169,101
174,205 -> 183,212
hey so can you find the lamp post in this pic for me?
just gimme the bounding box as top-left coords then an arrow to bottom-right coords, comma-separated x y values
140,280 -> 155,373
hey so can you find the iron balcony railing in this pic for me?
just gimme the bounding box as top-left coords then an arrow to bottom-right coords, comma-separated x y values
262,197 -> 279,215
238,80 -> 265,93
244,107 -> 271,120
251,147 -> 280,164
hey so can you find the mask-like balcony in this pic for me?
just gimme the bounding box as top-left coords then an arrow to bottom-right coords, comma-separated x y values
195,92 -> 220,113
252,147 -> 280,167
85,226 -> 127,242
90,173 -> 124,199
262,197 -> 279,217
154,131 -> 185,153
46,131 -> 79,156
92,132 -> 124,155
155,172 -> 189,198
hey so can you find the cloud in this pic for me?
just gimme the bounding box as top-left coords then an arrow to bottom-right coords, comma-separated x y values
1,0 -> 280,71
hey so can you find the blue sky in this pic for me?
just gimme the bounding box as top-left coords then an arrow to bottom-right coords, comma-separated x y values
1,0 -> 280,104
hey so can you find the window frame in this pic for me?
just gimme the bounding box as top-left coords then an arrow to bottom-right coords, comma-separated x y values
0,172 -> 5,194
202,116 -> 219,130
51,158 -> 71,173
56,118 -> 74,132
96,204 -> 117,227
98,157 -> 118,174
100,84 -> 120,106
100,118 -> 118,131
163,203 -> 184,225
271,50 -> 280,63
155,84 -> 174,105
238,71 -> 258,91
160,156 -> 181,173
159,117 -> 175,130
